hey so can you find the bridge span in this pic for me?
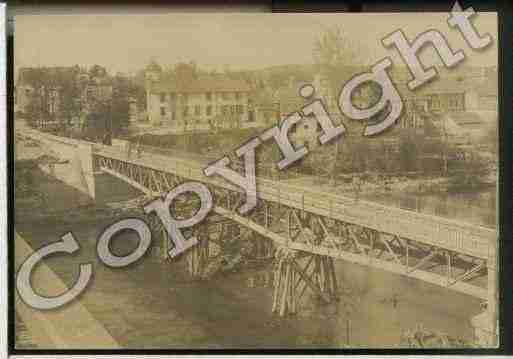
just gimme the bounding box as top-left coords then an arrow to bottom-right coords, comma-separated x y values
17,126 -> 498,345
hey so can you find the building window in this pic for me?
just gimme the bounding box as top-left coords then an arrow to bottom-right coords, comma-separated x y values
195,105 -> 201,116
222,105 -> 229,115
160,93 -> 166,102
448,95 -> 463,110
236,105 -> 244,114
206,105 -> 212,116
429,96 -> 440,110
231,105 -> 236,114
183,106 -> 189,117
160,107 -> 166,116
206,92 -> 212,101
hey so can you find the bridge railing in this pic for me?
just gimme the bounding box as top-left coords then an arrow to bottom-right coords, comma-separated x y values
136,143 -> 304,181
20,128 -> 97,148
94,144 -> 495,260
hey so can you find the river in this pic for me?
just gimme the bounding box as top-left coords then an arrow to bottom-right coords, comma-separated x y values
14,168 -> 488,349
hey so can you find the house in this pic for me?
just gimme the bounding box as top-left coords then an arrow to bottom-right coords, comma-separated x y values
145,61 -> 252,130
15,66 -> 113,128
392,70 -> 497,139
414,78 -> 470,113
15,67 -> 77,128
16,67 -> 68,115
399,67 -> 497,113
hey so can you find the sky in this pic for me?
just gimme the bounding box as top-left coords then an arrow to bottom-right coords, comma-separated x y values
14,11 -> 498,76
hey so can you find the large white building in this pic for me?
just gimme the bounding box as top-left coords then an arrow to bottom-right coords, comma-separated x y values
145,62 -> 252,130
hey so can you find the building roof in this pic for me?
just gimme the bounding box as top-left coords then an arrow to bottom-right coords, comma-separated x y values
17,66 -> 113,88
17,66 -> 78,87
402,75 -> 498,98
151,75 -> 251,93
447,111 -> 484,125
429,111 -> 495,141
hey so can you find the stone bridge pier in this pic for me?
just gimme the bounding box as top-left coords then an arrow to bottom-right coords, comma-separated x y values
20,129 -> 97,200
471,250 -> 498,347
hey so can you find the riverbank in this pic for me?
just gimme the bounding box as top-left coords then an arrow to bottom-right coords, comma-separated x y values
283,174 -> 496,228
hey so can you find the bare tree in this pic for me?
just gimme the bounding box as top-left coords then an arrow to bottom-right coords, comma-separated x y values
313,26 -> 365,70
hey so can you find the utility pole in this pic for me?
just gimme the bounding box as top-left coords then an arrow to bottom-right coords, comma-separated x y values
331,139 -> 339,186
104,100 -> 113,145
346,318 -> 351,345
442,114 -> 448,175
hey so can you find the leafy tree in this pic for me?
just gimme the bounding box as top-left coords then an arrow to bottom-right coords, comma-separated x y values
89,64 -> 107,78
25,93 -> 43,128
448,153 -> 490,192
312,26 -> 381,120
20,69 -> 46,128
111,75 -> 130,135
59,72 -> 81,129
82,100 -> 111,141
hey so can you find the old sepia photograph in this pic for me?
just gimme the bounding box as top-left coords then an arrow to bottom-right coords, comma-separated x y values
13,10 -> 498,349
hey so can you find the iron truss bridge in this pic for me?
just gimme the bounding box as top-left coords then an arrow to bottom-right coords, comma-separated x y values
18,128 -> 497,318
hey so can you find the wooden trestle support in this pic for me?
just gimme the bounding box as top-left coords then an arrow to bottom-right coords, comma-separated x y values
146,205 -> 210,278
146,210 -> 170,261
185,233 -> 210,279
272,247 -> 338,317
